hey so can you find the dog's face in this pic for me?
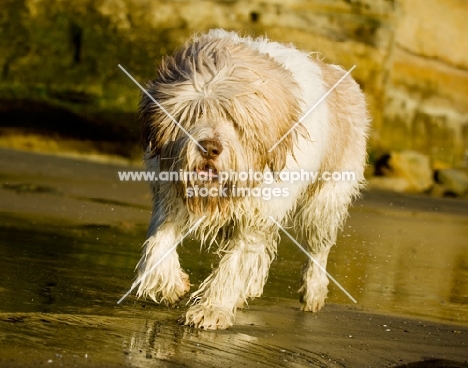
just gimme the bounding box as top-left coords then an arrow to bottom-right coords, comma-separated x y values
140,36 -> 305,216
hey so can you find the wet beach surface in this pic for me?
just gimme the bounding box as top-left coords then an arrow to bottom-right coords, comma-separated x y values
0,148 -> 467,367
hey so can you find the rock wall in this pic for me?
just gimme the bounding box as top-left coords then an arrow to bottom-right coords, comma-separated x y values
0,0 -> 467,165
385,0 -> 468,167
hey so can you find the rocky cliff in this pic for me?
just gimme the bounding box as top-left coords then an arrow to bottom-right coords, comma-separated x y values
1,0 -> 467,165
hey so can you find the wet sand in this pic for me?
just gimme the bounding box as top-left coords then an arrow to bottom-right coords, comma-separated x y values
0,148 -> 467,367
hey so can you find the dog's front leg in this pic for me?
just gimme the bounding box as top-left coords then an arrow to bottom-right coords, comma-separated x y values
133,221 -> 191,306
183,234 -> 275,329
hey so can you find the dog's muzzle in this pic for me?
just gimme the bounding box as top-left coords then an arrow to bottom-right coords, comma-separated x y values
198,139 -> 223,159
194,139 -> 223,181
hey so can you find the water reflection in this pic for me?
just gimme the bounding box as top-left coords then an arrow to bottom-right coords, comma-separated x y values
328,206 -> 468,324
118,310 -> 353,367
122,320 -> 265,366
0,220 -> 141,315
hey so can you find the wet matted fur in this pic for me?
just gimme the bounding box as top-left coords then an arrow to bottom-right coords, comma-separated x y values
133,29 -> 369,329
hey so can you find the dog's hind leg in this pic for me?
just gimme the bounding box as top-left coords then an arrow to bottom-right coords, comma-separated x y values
296,180 -> 359,312
183,231 -> 276,329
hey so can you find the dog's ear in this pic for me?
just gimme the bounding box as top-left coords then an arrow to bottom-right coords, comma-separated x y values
267,143 -> 287,173
267,123 -> 309,174
140,81 -> 175,159
139,87 -> 158,158
158,138 -> 186,172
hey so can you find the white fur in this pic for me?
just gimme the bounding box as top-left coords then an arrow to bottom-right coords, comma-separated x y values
134,30 -> 370,329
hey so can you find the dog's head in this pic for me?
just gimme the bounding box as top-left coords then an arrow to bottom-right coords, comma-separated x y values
140,32 -> 305,216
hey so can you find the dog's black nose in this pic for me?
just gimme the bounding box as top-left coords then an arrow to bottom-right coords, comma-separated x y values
198,139 -> 223,159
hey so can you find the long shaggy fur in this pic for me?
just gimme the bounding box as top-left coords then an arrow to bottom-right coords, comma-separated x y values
133,29 -> 370,329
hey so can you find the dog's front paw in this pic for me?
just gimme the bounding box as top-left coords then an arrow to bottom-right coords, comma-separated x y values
299,284 -> 328,312
137,269 -> 191,306
181,304 -> 234,330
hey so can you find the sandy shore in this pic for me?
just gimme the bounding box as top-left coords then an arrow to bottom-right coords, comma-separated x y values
0,148 -> 467,367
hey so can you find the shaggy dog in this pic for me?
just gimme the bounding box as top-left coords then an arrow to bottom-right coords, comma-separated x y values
133,29 -> 369,329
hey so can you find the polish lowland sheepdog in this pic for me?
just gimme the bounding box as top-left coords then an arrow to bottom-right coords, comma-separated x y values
133,29 -> 369,329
